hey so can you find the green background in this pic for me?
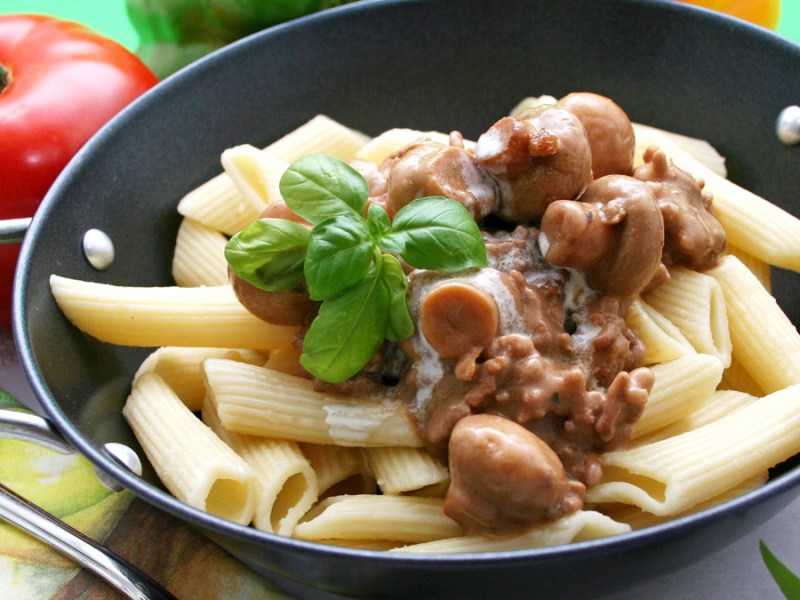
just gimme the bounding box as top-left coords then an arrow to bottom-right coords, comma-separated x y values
0,0 -> 798,52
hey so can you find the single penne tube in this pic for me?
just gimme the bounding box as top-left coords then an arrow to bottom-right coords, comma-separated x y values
355,128 -> 453,165
600,471 -> 768,530
203,144 -> 274,232
363,447 -> 449,495
177,116 -> 366,234
301,443 -> 376,497
221,144 -> 286,214
262,114 -> 371,163
641,128 -> 727,178
176,171 -> 249,235
586,384 -> 800,516
134,346 -> 267,411
49,276 -> 299,350
643,267 -> 731,367
171,217 -> 230,287
123,372 -> 256,524
707,255 -> 800,393
720,355 -> 764,397
202,397 -> 318,536
634,123 -> 800,270
293,494 -> 462,543
263,346 -> 308,378
624,298 -> 696,365
632,354 -> 723,439
509,94 -> 559,116
314,539 -> 403,551
631,389 -> 756,447
389,510 -> 630,554
204,359 -> 422,447
725,244 -> 771,292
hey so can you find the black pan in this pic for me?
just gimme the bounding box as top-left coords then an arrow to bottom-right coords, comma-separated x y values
12,0 -> 800,598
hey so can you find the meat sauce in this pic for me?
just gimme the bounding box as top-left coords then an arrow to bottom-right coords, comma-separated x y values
232,92 -> 727,536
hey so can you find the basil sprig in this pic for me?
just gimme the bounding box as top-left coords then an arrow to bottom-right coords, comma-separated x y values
226,154 -> 488,383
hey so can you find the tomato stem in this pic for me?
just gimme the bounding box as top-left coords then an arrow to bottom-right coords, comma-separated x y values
0,63 -> 9,93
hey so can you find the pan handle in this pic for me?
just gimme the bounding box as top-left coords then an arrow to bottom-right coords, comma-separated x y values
0,217 -> 31,244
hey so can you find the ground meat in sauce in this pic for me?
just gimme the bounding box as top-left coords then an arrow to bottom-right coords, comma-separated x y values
634,146 -> 726,270
399,227 -> 650,492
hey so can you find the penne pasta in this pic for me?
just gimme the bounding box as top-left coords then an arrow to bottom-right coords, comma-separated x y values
293,494 -> 462,543
262,114 -> 371,163
202,397 -> 318,535
314,539 -> 403,551
355,128 -> 453,165
171,218 -> 230,287
600,472 -> 768,530
586,384 -> 800,516
643,267 -> 731,367
720,355 -> 764,397
204,359 -> 422,447
134,346 -> 267,411
123,372 -> 256,524
624,298 -> 696,365
177,115 -> 366,234
389,510 -> 630,554
632,389 -> 756,447
263,346 -> 308,378
50,276 -> 299,350
176,171 -> 246,236
707,255 -> 800,393
634,123 -> 800,271
632,354 -> 723,439
301,443 -> 376,497
221,144 -> 286,213
363,447 -> 449,496
725,244 -> 771,292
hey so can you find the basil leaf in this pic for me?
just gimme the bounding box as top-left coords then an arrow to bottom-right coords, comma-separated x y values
380,196 -> 488,271
381,253 -> 414,341
280,154 -> 368,225
300,264 -> 389,382
225,218 -> 310,291
305,214 -> 373,301
760,541 -> 800,598
367,202 -> 392,239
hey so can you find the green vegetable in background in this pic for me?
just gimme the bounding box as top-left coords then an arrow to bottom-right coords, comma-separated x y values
126,0 -> 358,77
226,154 -> 488,383
760,540 -> 800,599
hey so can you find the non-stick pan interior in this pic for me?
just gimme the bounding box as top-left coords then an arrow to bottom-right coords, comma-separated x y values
13,0 -> 800,597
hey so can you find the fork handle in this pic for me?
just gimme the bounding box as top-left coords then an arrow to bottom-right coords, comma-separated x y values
0,481 -> 176,600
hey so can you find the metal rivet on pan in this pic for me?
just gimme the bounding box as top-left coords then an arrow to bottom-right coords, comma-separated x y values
776,105 -> 800,146
82,228 -> 115,271
94,442 -> 144,492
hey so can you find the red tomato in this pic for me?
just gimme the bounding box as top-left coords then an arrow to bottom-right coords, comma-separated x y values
0,15 -> 158,329
674,0 -> 781,29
